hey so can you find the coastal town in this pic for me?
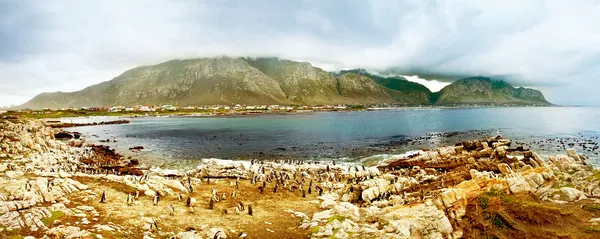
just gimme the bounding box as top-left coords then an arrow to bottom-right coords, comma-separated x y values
0,103 -> 555,119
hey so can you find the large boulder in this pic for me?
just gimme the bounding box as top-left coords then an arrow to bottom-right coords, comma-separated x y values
558,187 -> 587,202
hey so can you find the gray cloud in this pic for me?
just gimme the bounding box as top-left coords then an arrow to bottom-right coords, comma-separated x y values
1,0 -> 599,106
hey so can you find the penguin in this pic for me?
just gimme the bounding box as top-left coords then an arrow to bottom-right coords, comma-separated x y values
231,190 -> 237,198
237,202 -> 245,211
258,186 -> 264,194
189,206 -> 195,214
169,204 -> 175,216
155,191 -> 161,201
186,196 -> 192,207
127,193 -> 133,206
238,232 -> 248,238
214,231 -> 226,239
308,186 -> 312,194
273,183 -> 279,193
188,183 -> 194,193
209,197 -> 215,210
178,193 -> 183,202
100,191 -> 106,203
235,180 -> 239,189
152,219 -> 159,231
248,204 -> 253,216
134,189 -> 139,200
221,192 -> 227,201
153,195 -> 159,206
302,189 -> 306,198
25,181 -> 31,191
222,209 -> 228,215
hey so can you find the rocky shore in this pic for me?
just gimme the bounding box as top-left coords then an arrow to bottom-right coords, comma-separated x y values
1,118 -> 599,239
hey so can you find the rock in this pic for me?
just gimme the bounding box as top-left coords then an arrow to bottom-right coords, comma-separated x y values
46,226 -> 92,239
5,171 -> 23,179
332,202 -> 360,221
558,187 -> 587,202
497,163 -> 513,175
386,219 -> 411,238
319,194 -> 338,209
334,228 -> 349,239
566,149 -> 581,162
177,230 -> 203,239
384,203 -> 453,239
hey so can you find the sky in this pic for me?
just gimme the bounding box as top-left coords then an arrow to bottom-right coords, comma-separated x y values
1,0 -> 600,107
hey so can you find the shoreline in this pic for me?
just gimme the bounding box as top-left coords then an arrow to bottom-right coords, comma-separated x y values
1,117 -> 599,238
2,104 -> 566,120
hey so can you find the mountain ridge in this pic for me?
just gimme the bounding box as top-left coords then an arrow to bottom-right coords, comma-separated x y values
17,57 -> 551,109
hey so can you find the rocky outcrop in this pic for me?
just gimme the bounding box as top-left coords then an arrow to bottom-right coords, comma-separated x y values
1,118 -> 597,239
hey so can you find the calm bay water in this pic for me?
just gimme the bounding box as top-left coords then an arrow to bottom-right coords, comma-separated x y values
67,107 -> 600,168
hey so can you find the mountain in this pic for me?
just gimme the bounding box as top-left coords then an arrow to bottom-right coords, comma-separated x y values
18,57 -> 551,109
337,69 -> 432,104
242,57 -> 349,105
434,77 -> 550,105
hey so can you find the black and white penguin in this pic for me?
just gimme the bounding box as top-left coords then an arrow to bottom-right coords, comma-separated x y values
100,191 -> 106,203
153,195 -> 159,206
248,204 -> 253,216
169,204 -> 175,216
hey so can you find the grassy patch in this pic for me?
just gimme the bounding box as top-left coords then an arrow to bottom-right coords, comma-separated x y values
7,236 -> 25,239
309,226 -> 320,236
41,211 -> 65,226
584,227 -> 600,233
326,215 -> 346,223
586,170 -> 600,181
582,204 -> 600,212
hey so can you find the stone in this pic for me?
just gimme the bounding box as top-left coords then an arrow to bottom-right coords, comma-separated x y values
497,163 -> 513,175
332,202 -> 360,221
5,171 -> 23,179
177,230 -> 203,239
558,187 -> 587,202
566,149 -> 581,162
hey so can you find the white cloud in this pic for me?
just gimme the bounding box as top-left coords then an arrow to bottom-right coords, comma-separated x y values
401,75 -> 451,92
1,0 -> 600,106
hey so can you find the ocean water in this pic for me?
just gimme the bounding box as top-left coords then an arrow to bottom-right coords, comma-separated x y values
66,107 -> 600,168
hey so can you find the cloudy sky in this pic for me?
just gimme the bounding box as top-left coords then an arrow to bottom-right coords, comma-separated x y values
1,0 -> 599,106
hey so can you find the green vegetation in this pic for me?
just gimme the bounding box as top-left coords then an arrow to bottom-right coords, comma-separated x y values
309,226 -> 321,236
585,227 -> 600,233
582,204 -> 600,212
326,215 -> 347,223
41,210 -> 65,226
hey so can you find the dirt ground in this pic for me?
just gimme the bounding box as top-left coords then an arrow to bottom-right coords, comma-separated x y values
71,176 -> 321,239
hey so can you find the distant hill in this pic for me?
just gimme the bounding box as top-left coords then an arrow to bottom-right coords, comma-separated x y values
434,77 -> 550,105
18,57 -> 551,109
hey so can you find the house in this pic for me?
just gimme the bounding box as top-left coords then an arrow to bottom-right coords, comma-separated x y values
161,105 -> 177,111
139,106 -> 152,112
109,107 -> 122,112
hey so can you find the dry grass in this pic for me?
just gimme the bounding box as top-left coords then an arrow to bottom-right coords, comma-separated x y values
463,191 -> 600,239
